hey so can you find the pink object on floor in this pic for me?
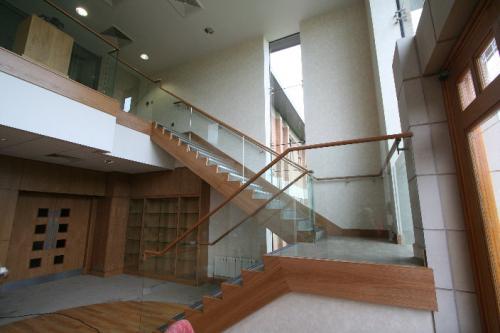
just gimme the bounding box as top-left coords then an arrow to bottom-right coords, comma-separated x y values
166,319 -> 195,333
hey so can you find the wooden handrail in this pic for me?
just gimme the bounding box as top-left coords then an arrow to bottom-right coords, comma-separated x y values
311,137 -> 403,181
110,62 -> 306,173
143,131 -> 413,259
199,170 -> 310,247
34,0 -> 304,171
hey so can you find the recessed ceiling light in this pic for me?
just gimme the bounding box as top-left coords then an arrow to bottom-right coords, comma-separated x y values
204,27 -> 215,35
104,159 -> 114,165
0,138 -> 7,142
75,7 -> 88,17
140,53 -> 149,60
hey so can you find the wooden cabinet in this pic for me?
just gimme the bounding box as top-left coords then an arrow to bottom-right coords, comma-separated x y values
124,196 -> 208,285
13,15 -> 74,75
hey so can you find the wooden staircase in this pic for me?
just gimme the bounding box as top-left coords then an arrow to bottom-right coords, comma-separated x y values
150,125 -> 329,243
167,255 -> 437,333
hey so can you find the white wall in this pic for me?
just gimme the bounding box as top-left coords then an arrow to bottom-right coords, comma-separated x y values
159,37 -> 270,144
109,125 -> 174,168
0,70 -> 175,170
300,0 -> 385,230
0,71 -> 116,152
225,293 -> 434,333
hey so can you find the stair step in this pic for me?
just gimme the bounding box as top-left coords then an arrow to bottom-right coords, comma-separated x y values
252,189 -> 272,200
184,307 -> 203,318
214,163 -> 240,175
202,296 -> 222,312
241,269 -> 263,285
266,199 -> 286,209
221,282 -> 242,298
281,208 -> 309,220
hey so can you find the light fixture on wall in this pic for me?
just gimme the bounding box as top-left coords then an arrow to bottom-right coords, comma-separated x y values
0,138 -> 7,142
204,27 -> 215,35
75,7 -> 88,17
140,53 -> 149,60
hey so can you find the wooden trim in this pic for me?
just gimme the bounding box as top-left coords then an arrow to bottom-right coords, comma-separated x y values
281,256 -> 437,311
0,47 -> 121,116
116,111 -> 152,135
442,1 -> 500,330
117,57 -> 306,172
184,255 -> 437,333
82,198 -> 98,274
312,136 -> 402,181
0,47 -> 154,135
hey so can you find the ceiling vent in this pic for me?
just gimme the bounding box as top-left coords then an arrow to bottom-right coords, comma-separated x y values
100,26 -> 132,48
167,0 -> 203,17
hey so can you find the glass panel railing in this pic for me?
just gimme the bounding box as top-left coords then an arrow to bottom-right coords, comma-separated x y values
137,167 -> 314,328
136,133 -> 417,329
112,60 -> 159,120
0,0 -> 118,96
276,137 -> 420,266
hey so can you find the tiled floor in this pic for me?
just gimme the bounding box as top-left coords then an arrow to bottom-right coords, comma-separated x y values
273,236 -> 421,266
0,274 -> 218,326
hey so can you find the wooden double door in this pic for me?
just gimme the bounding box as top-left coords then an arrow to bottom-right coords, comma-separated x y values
6,193 -> 92,282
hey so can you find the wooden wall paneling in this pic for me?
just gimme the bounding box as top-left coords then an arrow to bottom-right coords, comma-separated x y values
91,196 -> 130,276
197,182 -> 210,282
0,189 -> 18,266
68,168 -> 106,196
14,157 -> 106,196
83,198 -> 99,274
19,160 -> 72,194
0,155 -> 22,190
103,196 -> 130,275
179,168 -> 202,195
91,197 -> 111,274
90,174 -> 130,277
129,167 -> 202,198
105,173 -> 131,197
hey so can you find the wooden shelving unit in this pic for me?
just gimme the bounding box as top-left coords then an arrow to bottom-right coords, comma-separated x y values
124,195 -> 208,285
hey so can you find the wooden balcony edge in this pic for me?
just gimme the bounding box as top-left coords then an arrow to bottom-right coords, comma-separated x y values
0,47 -> 152,135
275,255 -> 438,311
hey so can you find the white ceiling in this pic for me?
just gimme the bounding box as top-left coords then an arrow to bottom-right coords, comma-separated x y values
51,0 -> 354,74
0,125 -> 164,174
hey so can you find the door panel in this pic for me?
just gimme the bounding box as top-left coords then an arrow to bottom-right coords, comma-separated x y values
6,193 -> 91,282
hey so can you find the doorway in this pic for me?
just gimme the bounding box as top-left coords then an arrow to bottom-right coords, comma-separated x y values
6,193 -> 92,283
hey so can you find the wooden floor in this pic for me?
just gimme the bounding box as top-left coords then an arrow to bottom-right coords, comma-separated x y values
0,301 -> 185,333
